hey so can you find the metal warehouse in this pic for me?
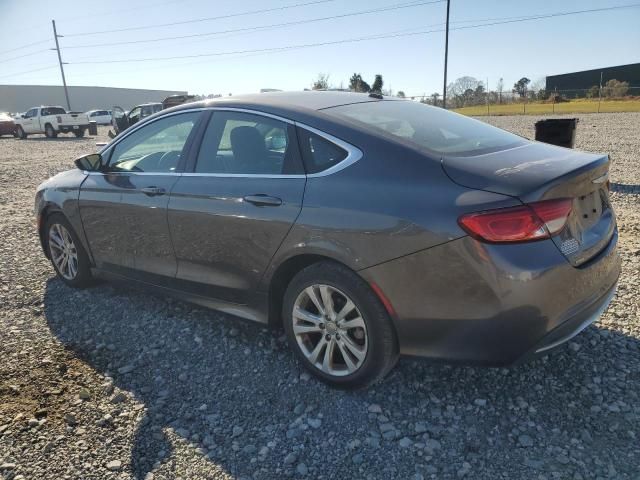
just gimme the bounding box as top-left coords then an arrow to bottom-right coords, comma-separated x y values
545,63 -> 640,97
0,84 -> 187,113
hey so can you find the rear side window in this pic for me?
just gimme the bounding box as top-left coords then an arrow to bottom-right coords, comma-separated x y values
297,129 -> 348,174
324,100 -> 525,156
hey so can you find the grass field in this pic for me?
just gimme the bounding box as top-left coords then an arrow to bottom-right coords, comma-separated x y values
453,98 -> 640,116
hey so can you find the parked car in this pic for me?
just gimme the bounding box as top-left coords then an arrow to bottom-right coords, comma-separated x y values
0,112 -> 15,136
111,102 -> 162,135
14,106 -> 89,139
111,95 -> 195,136
35,91 -> 620,388
85,109 -> 112,125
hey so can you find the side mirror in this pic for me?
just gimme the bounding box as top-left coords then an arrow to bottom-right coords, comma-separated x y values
21,114 -> 26,119
74,153 -> 104,172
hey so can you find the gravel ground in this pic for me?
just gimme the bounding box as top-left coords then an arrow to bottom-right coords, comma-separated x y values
0,115 -> 639,480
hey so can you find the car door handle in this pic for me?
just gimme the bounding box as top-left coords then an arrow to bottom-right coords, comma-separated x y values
141,186 -> 166,196
243,194 -> 282,206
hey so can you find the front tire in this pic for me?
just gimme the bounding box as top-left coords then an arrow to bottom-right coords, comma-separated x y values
45,214 -> 93,288
283,262 -> 398,389
16,126 -> 27,139
45,124 -> 57,138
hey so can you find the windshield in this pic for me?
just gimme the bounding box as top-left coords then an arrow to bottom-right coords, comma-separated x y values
324,100 -> 525,156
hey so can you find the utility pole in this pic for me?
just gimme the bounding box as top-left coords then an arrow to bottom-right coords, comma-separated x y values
442,0 -> 450,109
51,20 -> 71,111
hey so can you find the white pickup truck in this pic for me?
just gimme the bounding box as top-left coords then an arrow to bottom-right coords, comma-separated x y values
14,106 -> 90,139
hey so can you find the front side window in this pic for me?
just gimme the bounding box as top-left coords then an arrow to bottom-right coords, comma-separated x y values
195,111 -> 303,175
26,108 -> 38,118
324,100 -> 525,156
108,112 -> 200,173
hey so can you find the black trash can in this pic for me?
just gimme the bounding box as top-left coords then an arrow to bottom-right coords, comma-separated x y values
534,118 -> 578,148
88,121 -> 98,136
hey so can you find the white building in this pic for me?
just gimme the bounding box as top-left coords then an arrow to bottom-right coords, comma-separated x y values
0,84 -> 187,113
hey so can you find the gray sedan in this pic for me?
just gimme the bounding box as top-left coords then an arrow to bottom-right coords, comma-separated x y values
35,91 -> 620,388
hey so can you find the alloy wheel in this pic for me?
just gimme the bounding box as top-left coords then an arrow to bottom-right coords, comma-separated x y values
292,284 -> 368,377
48,223 -> 79,280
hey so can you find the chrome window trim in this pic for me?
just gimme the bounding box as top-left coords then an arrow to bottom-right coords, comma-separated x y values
205,107 -> 295,125
99,106 -> 363,179
85,171 -> 181,176
181,173 -> 306,179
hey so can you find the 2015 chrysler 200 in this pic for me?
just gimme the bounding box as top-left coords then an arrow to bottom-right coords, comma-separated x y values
35,91 -> 620,388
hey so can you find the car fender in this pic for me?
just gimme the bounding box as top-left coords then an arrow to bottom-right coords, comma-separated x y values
36,170 -> 94,263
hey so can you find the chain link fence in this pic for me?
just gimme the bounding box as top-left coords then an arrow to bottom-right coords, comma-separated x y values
407,86 -> 640,116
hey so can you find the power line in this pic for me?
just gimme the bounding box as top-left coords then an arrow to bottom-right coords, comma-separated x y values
0,65 -> 58,80
0,39 -> 50,56
451,4 -> 640,33
63,13 -> 535,63
61,0 -> 445,49
62,0 -> 338,37
0,49 -> 51,63
67,3 -> 640,66
66,25 -> 427,77
58,0 -> 190,22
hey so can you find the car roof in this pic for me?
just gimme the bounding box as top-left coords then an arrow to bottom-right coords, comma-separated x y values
171,91 -> 403,115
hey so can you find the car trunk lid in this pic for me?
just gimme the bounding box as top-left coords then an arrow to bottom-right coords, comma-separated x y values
442,142 -> 615,267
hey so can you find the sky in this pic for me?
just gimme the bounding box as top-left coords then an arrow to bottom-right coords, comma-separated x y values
0,0 -> 639,97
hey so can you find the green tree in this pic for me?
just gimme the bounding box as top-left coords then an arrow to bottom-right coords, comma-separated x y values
513,77 -> 531,98
349,73 -> 370,92
371,74 -> 383,93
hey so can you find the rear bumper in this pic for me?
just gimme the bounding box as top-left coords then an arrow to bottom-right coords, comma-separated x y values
518,280 -> 617,362
59,124 -> 89,131
359,229 -> 620,366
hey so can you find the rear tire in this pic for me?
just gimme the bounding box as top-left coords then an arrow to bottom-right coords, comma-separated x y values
45,124 -> 57,138
74,128 -> 85,138
283,262 -> 398,389
45,213 -> 93,288
16,126 -> 27,139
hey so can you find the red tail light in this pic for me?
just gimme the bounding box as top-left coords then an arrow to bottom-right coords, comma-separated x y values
458,198 -> 572,243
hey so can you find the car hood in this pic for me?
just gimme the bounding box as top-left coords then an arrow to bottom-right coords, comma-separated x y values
37,168 -> 86,192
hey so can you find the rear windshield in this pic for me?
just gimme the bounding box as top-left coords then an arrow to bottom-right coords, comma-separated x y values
324,100 -> 525,156
43,107 -> 66,116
